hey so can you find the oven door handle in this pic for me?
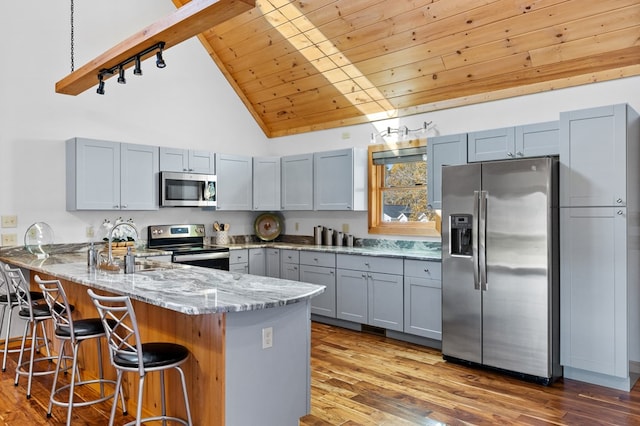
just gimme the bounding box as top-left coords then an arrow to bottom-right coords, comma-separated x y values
173,252 -> 230,262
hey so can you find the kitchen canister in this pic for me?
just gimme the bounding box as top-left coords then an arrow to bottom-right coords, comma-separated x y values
323,228 -> 333,246
345,234 -> 354,247
314,226 -> 323,245
334,230 -> 343,246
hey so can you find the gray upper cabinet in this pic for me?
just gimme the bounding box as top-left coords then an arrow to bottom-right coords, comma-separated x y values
66,138 -> 158,211
516,121 -> 559,158
468,121 -> 558,162
281,154 -> 313,210
427,133 -> 467,209
215,154 -> 252,210
159,147 -> 215,174
560,104 -> 630,207
314,148 -> 367,210
468,127 -> 515,162
253,157 -> 281,211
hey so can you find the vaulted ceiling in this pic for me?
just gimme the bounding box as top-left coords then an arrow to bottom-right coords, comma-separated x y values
59,0 -> 640,138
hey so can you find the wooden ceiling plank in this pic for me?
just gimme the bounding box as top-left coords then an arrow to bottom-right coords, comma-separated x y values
442,4 -> 640,70
55,0 -> 256,95
530,26 -> 640,67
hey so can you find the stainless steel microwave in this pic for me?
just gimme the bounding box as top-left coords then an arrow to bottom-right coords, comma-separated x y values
160,172 -> 217,207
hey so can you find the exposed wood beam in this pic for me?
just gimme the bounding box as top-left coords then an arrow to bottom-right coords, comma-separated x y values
55,0 -> 255,96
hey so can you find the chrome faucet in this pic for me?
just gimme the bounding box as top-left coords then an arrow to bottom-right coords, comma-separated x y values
106,222 -> 139,267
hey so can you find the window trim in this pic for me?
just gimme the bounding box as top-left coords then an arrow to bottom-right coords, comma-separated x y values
368,139 -> 441,237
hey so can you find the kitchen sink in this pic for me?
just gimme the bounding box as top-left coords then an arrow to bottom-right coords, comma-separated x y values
134,260 -> 183,273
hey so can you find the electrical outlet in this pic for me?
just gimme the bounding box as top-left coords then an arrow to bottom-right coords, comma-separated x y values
86,226 -> 95,238
1,234 -> 17,246
1,215 -> 17,228
341,132 -> 350,140
262,327 -> 273,349
342,223 -> 349,233
295,222 -> 299,231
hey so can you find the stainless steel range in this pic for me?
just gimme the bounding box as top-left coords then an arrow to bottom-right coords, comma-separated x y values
147,224 -> 230,271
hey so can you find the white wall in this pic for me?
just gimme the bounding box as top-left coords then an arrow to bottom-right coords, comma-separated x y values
1,1 -> 639,244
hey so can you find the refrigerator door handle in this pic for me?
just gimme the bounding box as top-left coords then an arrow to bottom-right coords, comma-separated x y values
479,190 -> 488,291
473,190 -> 480,290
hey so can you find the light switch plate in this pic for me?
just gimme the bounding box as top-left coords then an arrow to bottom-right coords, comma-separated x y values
1,234 -> 17,246
1,215 -> 17,228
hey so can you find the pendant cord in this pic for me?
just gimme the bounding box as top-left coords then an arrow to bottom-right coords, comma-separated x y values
70,0 -> 75,72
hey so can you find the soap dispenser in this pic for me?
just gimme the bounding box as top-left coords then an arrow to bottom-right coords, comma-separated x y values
124,246 -> 135,274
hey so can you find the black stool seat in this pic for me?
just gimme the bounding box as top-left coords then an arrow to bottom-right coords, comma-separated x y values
55,318 -> 104,338
19,303 -> 74,319
115,342 -> 189,369
0,291 -> 43,304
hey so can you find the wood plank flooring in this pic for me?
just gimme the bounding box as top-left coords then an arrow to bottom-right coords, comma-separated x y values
1,322 -> 639,425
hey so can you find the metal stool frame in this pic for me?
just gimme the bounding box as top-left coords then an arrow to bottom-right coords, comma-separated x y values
36,276 -> 126,426
0,261 -> 44,372
88,289 -> 192,426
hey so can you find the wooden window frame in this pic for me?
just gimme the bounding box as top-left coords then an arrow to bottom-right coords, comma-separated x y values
368,139 -> 440,237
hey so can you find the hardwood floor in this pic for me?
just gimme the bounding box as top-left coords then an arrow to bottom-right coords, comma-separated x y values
1,322 -> 640,425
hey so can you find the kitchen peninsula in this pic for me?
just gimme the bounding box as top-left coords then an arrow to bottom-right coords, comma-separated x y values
0,245 -> 325,426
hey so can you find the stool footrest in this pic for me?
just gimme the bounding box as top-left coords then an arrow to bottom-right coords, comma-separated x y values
49,378 -> 118,409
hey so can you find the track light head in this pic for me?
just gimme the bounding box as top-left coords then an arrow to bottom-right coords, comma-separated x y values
96,74 -> 105,95
117,66 -> 126,84
156,50 -> 166,68
133,56 -> 142,76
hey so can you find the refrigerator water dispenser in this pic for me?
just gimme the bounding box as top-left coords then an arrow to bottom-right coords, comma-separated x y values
450,214 -> 472,256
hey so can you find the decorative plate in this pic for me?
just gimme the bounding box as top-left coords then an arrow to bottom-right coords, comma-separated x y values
254,213 -> 283,241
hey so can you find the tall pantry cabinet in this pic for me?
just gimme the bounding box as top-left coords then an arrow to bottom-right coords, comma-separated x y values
559,104 -> 640,391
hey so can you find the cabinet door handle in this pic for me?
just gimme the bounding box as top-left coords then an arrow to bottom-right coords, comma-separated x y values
516,151 -> 523,157
617,198 -> 623,204
507,152 -> 514,157
617,210 -> 624,215
113,205 -> 120,209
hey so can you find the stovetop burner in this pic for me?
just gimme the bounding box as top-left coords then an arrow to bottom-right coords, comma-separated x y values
147,224 -> 228,253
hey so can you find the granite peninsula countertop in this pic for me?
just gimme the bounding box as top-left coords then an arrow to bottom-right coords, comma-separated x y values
0,244 -> 325,316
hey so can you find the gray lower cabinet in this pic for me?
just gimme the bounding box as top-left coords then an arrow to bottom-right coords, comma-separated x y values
299,251 -> 336,317
265,248 -> 280,278
229,249 -> 249,274
248,248 -> 266,276
403,259 -> 441,340
280,249 -> 300,281
427,133 -> 467,210
560,207 -> 633,388
336,254 -> 403,332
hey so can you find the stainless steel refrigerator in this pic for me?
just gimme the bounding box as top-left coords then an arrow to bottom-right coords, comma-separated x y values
441,157 -> 561,384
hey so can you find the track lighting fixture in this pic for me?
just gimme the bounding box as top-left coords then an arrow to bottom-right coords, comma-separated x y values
96,75 -> 105,95
370,121 -> 432,144
95,42 -> 165,95
133,56 -> 142,76
117,66 -> 126,84
156,47 -> 166,69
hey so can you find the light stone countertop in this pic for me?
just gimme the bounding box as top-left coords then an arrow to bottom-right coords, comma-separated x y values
224,241 -> 442,261
0,244 -> 325,316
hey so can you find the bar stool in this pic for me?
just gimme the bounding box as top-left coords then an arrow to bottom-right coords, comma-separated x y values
0,261 -> 44,372
36,276 -> 126,426
88,289 -> 193,426
3,264 -> 58,399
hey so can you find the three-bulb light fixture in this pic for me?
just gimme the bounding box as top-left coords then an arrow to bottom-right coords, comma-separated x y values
96,42 -> 166,95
